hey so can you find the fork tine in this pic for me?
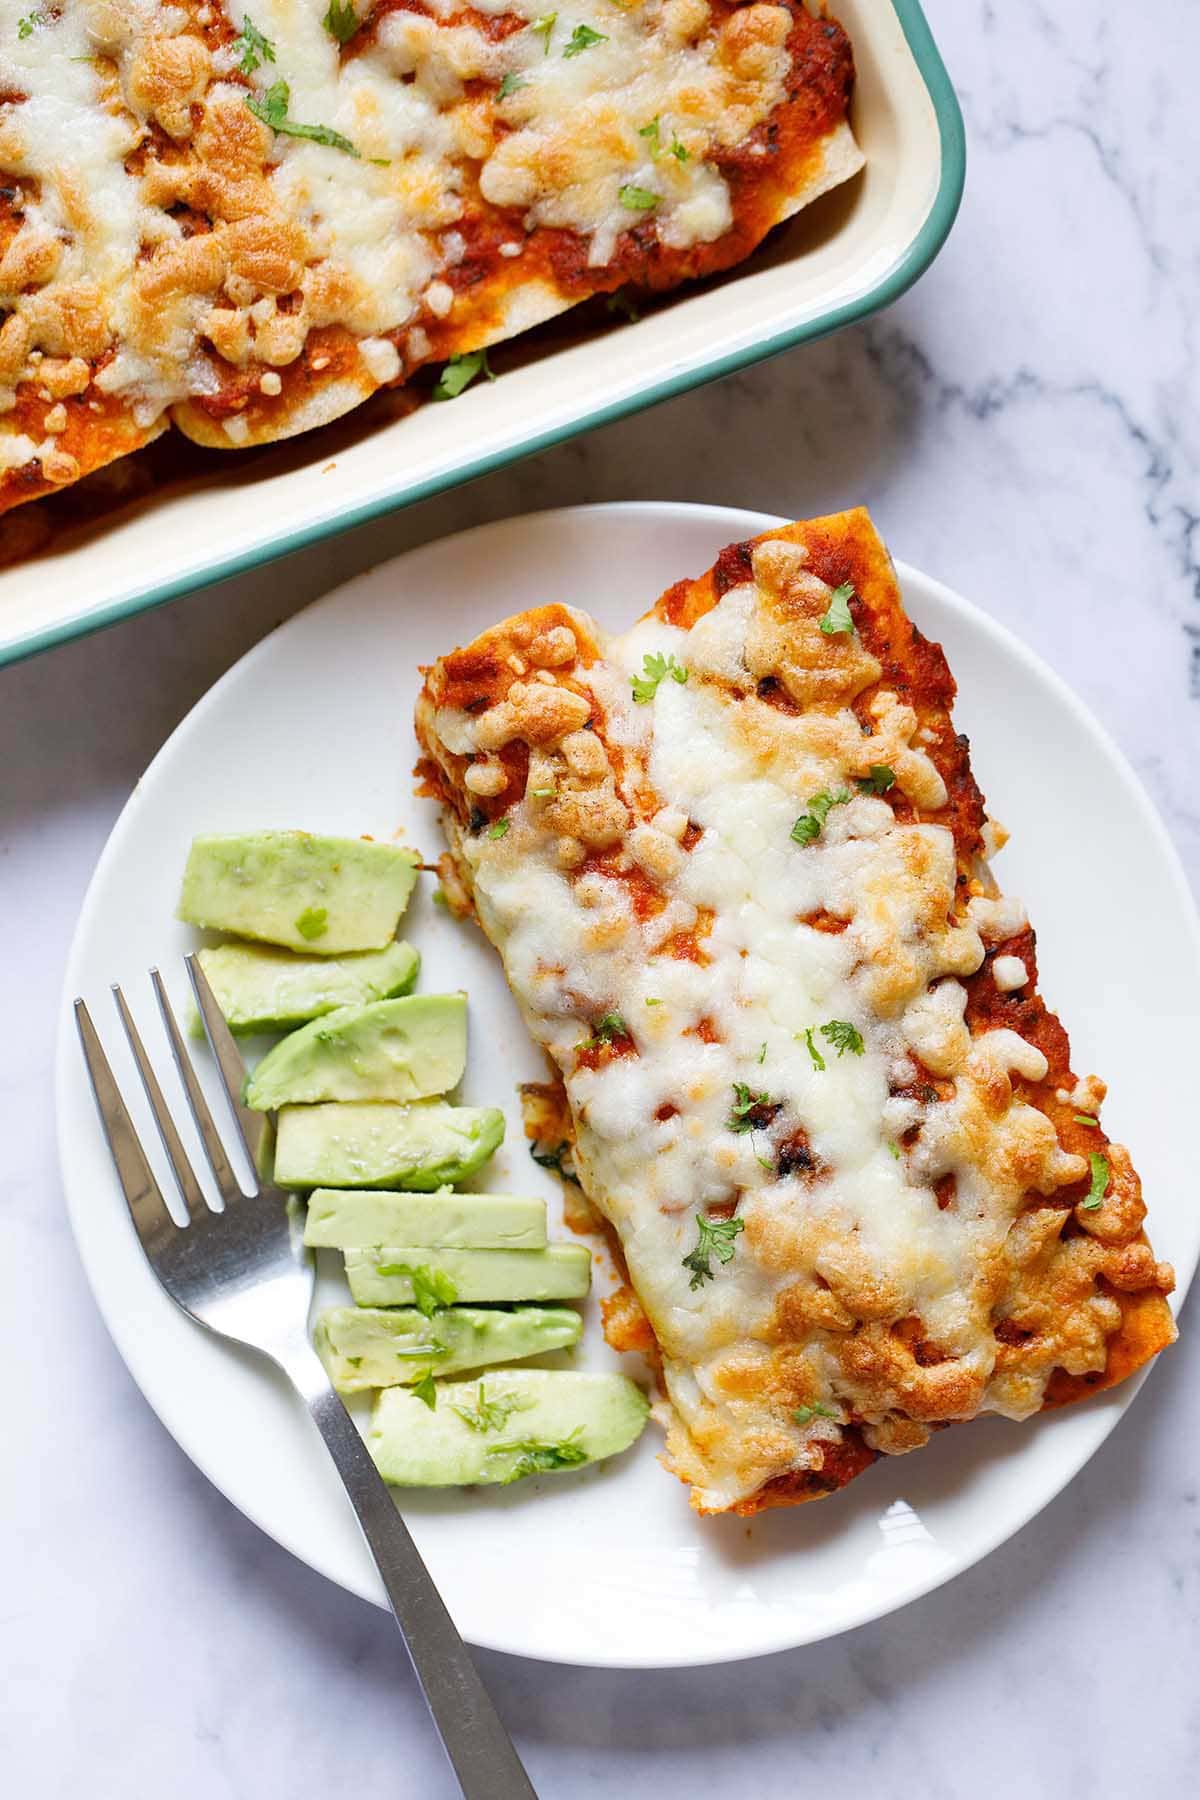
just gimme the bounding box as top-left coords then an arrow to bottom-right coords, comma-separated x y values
150,969 -> 244,1207
112,983 -> 209,1223
75,998 -> 177,1247
186,952 -> 268,1180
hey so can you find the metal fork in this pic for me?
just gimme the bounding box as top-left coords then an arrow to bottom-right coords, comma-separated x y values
75,954 -> 535,1800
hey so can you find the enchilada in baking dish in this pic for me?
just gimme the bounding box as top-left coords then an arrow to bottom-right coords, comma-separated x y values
0,0 -> 860,510
414,508 -> 1175,1516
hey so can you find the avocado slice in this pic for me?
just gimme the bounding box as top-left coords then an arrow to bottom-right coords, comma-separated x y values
369,1369 -> 649,1486
273,1100 -> 504,1190
315,1304 -> 582,1394
303,1187 -> 546,1250
192,940 -> 419,1036
178,831 -> 420,953
244,993 -> 466,1110
345,1243 -> 592,1307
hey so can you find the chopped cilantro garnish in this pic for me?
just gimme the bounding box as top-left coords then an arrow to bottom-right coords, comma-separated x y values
818,581 -> 856,635
322,0 -> 359,44
630,650 -> 687,701
17,11 -> 43,38
644,996 -> 662,1006
790,788 -> 851,845
668,133 -> 689,163
452,1382 -> 535,1434
233,15 -> 275,74
528,1138 -> 580,1184
727,1082 -> 770,1133
619,184 -> 659,211
1073,1113 -> 1099,1127
487,817 -> 510,839
638,118 -> 661,150
530,785 -> 556,798
246,81 -> 359,156
1081,1151 -> 1109,1211
411,1369 -> 437,1410
793,1401 -> 837,1426
802,1027 -> 826,1072
432,347 -> 494,400
563,23 -> 607,55
587,1011 -> 628,1046
530,12 -> 556,52
758,1041 -> 767,1064
682,1212 -> 744,1290
498,71 -> 527,98
490,1429 -> 588,1483
886,1140 -> 901,1160
856,764 -> 896,795
294,905 -> 328,941
820,1019 -> 864,1058
606,290 -> 640,322
373,1261 -> 458,1318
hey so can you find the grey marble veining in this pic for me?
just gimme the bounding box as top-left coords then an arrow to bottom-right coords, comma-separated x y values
3,2 -> 1199,1795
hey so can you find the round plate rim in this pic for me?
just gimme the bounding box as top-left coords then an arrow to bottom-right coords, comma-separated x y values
55,500 -> 1200,1668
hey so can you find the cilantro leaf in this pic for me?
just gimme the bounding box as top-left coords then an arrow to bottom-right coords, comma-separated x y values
587,1011 -> 628,1046
294,905 -> 328,941
246,81 -> 359,156
432,348 -> 494,400
1081,1151 -> 1110,1211
411,1369 -> 438,1410
498,71 -> 527,98
489,1429 -> 588,1483
17,12 -> 43,38
322,0 -> 359,44
855,763 -> 895,795
452,1382 -> 536,1434
886,1140 -> 901,1160
793,1401 -> 838,1426
488,817 -> 510,839
233,15 -> 276,75
682,1212 -> 744,1290
1073,1113 -> 1099,1127
726,1082 -> 771,1133
819,1019 -> 864,1057
630,650 -> 687,702
819,581 -> 856,635
668,133 -> 690,163
790,788 -> 851,845
619,184 -> 659,211
373,1261 -> 458,1318
563,23 -> 607,56
530,12 -> 556,52
802,1026 -> 826,1072
638,118 -> 661,151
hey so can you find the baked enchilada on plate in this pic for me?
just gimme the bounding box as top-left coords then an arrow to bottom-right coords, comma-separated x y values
415,508 -> 1175,1516
0,0 -> 861,510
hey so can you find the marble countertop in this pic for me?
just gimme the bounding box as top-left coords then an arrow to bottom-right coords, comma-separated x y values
4,2 -> 1199,1793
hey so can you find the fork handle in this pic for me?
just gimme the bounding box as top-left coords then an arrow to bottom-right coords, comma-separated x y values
288,1348 -> 537,1799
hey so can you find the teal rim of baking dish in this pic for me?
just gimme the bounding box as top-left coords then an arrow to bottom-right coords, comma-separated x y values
2,0 -> 965,670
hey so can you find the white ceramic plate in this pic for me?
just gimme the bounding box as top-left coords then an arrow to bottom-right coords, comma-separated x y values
2,0 -> 964,666
57,503 -> 1199,1669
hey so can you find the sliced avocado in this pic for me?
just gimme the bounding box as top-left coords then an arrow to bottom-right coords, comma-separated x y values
345,1243 -> 592,1307
314,1304 -> 582,1394
244,993 -> 466,1110
192,940 -> 419,1036
273,1100 -> 504,1191
178,831 -> 420,953
369,1369 -> 649,1486
303,1187 -> 546,1250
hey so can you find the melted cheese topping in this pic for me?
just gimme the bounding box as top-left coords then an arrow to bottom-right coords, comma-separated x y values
0,0 -> 859,485
417,525 -> 1171,1513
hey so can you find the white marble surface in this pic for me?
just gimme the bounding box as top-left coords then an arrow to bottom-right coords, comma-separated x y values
4,2 -> 1199,1793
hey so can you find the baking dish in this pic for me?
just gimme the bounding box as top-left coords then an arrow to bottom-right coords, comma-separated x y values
0,0 -> 963,667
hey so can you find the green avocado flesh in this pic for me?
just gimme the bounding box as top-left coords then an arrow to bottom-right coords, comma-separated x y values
314,1305 -> 582,1393
178,831 -> 420,953
244,993 -> 466,1110
303,1187 -> 547,1250
273,1100 -> 504,1190
192,940 -> 419,1035
345,1243 -> 592,1307
369,1369 -> 650,1486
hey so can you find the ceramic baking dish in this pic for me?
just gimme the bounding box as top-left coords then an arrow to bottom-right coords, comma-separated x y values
0,0 -> 963,667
